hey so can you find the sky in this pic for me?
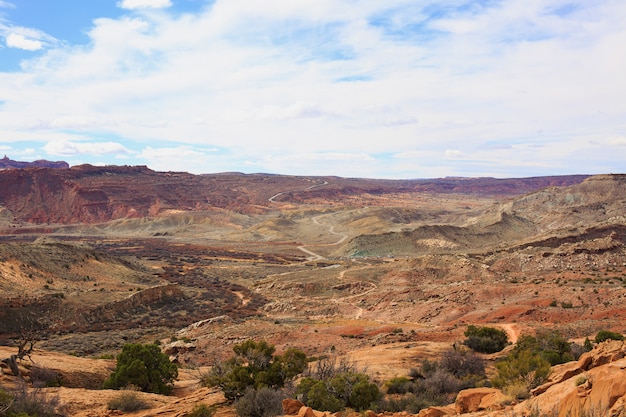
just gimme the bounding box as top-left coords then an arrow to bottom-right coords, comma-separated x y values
0,0 -> 625,179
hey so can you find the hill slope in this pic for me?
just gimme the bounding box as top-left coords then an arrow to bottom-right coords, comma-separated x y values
342,174 -> 626,257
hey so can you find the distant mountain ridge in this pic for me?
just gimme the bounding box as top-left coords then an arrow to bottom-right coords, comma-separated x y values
0,155 -> 69,170
0,163 -> 592,225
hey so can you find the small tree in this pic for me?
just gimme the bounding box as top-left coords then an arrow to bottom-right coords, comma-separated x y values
103,343 -> 178,395
463,325 -> 509,354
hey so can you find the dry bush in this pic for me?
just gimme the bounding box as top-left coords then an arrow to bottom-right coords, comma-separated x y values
4,382 -> 63,417
30,366 -> 62,388
107,391 -> 149,412
304,355 -> 363,380
234,387 -> 285,417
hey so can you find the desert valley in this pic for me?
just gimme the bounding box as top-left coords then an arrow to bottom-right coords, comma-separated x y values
1,160 -> 626,417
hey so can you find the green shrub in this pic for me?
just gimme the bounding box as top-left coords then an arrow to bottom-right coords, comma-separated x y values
205,340 -> 306,401
594,330 -> 624,343
297,372 -> 381,412
463,325 -> 509,354
234,387 -> 285,417
298,379 -> 344,413
385,377 -> 412,394
103,343 -> 178,395
491,348 -> 551,390
345,376 -> 383,411
514,332 -> 575,366
107,391 -> 149,412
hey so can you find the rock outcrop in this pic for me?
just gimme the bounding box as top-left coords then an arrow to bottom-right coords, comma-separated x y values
455,387 -> 505,414
518,340 -> 626,417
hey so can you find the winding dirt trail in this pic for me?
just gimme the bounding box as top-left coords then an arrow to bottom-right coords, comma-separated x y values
499,323 -> 520,344
268,181 -> 328,203
297,216 -> 349,261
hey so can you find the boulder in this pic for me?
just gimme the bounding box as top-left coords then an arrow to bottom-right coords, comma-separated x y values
519,357 -> 626,416
298,406 -> 317,417
532,360 -> 582,396
283,399 -> 305,415
578,340 -> 625,371
455,387 -> 503,413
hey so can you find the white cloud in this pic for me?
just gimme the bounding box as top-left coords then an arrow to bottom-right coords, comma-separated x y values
5,33 -> 42,50
117,0 -> 172,10
139,146 -> 221,172
44,141 -> 133,157
0,0 -> 625,177
1,22 -> 60,51
445,150 -> 465,159
591,136 -> 626,147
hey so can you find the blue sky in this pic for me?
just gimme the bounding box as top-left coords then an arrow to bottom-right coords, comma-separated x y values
0,0 -> 625,178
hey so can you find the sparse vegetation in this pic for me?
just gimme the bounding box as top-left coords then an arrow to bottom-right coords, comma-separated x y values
492,339 -> 552,397
187,403 -> 216,417
103,343 -> 178,395
0,382 -> 62,417
376,348 -> 486,414
204,340 -> 306,401
30,366 -> 62,388
107,390 -> 149,412
575,374 -> 589,386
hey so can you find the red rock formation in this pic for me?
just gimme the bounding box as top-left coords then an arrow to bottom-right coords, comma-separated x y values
0,164 -> 590,225
0,155 -> 69,170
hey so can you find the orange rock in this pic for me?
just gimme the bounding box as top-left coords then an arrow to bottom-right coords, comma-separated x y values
282,399 -> 306,415
298,406 -> 317,417
518,357 -> 626,416
578,340 -> 625,371
455,387 -> 502,413
416,405 -> 456,416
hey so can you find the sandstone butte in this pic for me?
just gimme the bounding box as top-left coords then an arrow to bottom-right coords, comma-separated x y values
1,340 -> 626,417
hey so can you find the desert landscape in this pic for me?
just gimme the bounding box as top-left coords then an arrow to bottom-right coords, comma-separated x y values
1,161 -> 625,417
